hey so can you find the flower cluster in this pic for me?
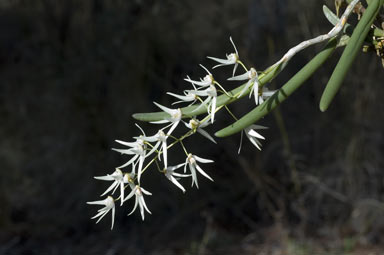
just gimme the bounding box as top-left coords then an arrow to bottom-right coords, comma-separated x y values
88,37 -> 275,229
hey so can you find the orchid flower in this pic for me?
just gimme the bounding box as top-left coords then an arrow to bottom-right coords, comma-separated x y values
138,129 -> 168,168
184,153 -> 214,189
94,168 -> 130,206
164,163 -> 191,193
87,196 -> 116,230
238,124 -> 268,153
152,102 -> 182,136
184,118 -> 216,144
228,67 -> 261,105
124,185 -> 152,221
191,85 -> 217,124
184,65 -> 215,88
112,137 -> 146,184
207,36 -> 239,77
167,78 -> 199,105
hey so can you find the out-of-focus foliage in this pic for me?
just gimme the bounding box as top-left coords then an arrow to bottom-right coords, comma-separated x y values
1,0 -> 384,254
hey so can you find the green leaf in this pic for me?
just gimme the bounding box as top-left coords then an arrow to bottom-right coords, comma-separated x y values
319,0 -> 383,112
323,5 -> 353,34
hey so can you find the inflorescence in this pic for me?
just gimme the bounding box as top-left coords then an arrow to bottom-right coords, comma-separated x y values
87,37 -> 271,229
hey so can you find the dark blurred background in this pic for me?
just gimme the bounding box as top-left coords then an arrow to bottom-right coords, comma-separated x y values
1,0 -> 384,254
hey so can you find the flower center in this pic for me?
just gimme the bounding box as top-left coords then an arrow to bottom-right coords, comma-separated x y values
227,53 -> 238,63
203,74 -> 214,85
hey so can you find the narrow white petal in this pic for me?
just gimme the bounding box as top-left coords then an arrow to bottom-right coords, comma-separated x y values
196,164 -> 213,181
167,163 -> 186,171
210,97 -> 216,124
110,207 -> 115,230
140,196 -> 152,215
197,128 -> 217,144
172,172 -> 191,177
212,63 -> 230,69
162,141 -> 168,169
124,187 -> 136,202
184,78 -> 210,87
94,175 -> 114,181
193,97 -> 210,113
262,90 -> 276,97
238,79 -> 253,98
112,181 -> 121,195
258,96 -> 264,104
207,56 -> 232,65
189,164 -> 199,188
228,71 -> 250,81
117,154 -> 139,169
114,140 -> 136,147
199,64 -> 212,75
229,36 -> 238,55
142,201 -> 152,215
232,63 -> 238,77
139,135 -> 158,142
238,130 -> 244,154
91,210 -> 106,219
253,83 -> 259,105
139,197 -> 145,220
150,120 -> 170,124
94,210 -> 109,224
137,156 -> 144,183
135,123 -> 146,136
167,92 -> 195,102
169,176 -> 186,193
153,102 -> 173,115
87,200 -> 105,205
146,141 -> 160,158
247,136 -> 262,150
248,129 -> 265,140
187,89 -> 208,97
111,148 -> 136,155
128,196 -> 139,216
199,120 -> 210,128
100,181 -> 119,197
194,155 -> 214,163
184,159 -> 188,173
141,187 -> 152,196
120,182 -> 125,206
166,120 -> 180,136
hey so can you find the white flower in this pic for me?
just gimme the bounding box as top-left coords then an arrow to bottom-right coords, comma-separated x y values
184,118 -> 216,144
140,130 -> 169,168
192,85 -> 217,124
207,36 -> 239,77
124,185 -> 152,221
87,196 -> 116,230
245,125 -> 267,150
112,137 -> 147,183
228,67 -> 261,105
94,168 -> 130,206
184,153 -> 214,188
184,65 -> 215,88
164,163 -> 191,193
167,90 -> 199,105
257,87 -> 277,105
152,102 -> 182,136
167,78 -> 199,105
238,125 -> 268,153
